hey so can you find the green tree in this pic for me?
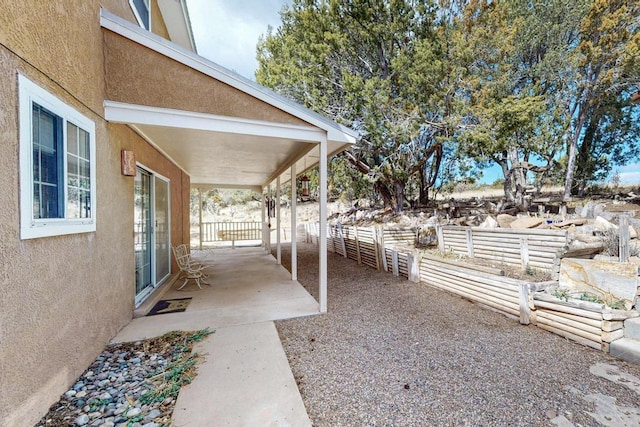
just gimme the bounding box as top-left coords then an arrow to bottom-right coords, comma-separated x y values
456,0 -> 587,207
257,0 -> 448,212
562,0 -> 640,200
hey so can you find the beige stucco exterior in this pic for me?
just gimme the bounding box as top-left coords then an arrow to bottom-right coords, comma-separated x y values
0,1 -> 190,425
0,0 -> 353,424
103,31 -> 310,126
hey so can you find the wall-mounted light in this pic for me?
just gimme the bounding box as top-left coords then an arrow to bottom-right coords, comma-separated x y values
121,150 -> 136,176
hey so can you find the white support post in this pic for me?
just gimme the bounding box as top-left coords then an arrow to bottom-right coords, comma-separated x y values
291,164 -> 298,281
519,282 -> 531,325
267,183 -> 272,253
276,176 -> 281,265
436,224 -> 444,252
198,188 -> 203,250
319,135 -> 328,313
261,187 -> 266,251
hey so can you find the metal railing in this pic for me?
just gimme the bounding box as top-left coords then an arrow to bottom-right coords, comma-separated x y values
201,221 -> 263,248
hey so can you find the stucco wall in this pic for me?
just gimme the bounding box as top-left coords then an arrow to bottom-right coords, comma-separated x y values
0,1 -> 106,116
103,31 -> 311,126
112,124 -> 190,272
101,0 -> 139,26
0,51 -> 132,427
0,1 -> 190,425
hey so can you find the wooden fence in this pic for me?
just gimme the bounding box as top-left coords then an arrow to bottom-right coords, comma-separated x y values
437,226 -> 569,270
300,221 -> 638,353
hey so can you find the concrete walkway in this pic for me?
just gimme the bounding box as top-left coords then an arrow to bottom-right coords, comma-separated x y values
112,247 -> 315,426
172,322 -> 311,427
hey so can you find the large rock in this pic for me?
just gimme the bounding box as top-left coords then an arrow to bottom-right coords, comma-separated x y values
479,215 -> 498,229
578,201 -> 608,218
417,224 -> 437,246
496,214 -> 516,228
593,216 -> 637,238
560,258 -> 638,306
510,217 -> 544,229
594,216 -> 617,232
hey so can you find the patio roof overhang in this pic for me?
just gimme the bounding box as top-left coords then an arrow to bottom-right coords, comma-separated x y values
100,9 -> 358,191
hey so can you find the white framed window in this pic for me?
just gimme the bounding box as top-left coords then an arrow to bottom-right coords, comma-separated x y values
18,74 -> 97,239
130,0 -> 151,30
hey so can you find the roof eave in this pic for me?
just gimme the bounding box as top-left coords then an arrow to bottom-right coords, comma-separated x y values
100,9 -> 358,145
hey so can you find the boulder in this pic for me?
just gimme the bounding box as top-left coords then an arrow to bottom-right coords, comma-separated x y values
496,214 -> 517,228
560,258 -> 637,307
578,201 -> 594,218
510,217 -> 544,229
594,216 -> 617,233
418,224 -> 437,246
479,215 -> 498,229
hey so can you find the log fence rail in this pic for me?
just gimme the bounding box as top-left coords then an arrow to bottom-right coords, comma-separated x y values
300,221 -> 637,354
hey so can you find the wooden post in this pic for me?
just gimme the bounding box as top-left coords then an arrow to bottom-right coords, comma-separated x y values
327,224 -> 335,253
373,226 -> 381,271
465,228 -> 474,258
379,227 -> 388,272
436,224 -> 444,252
519,282 -> 531,325
619,214 -> 630,263
408,250 -> 421,283
520,237 -> 530,270
560,204 -> 567,221
392,250 -> 399,277
338,223 -> 347,258
552,257 -> 561,281
354,225 -> 362,264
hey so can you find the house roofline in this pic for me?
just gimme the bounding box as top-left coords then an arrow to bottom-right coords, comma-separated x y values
100,9 -> 358,145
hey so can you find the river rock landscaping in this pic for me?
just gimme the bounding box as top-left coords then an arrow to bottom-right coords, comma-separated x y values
35,329 -> 212,427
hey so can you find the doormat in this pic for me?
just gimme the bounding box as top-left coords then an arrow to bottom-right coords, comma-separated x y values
146,298 -> 192,316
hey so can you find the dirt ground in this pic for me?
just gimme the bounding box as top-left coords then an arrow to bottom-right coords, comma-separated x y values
276,243 -> 640,426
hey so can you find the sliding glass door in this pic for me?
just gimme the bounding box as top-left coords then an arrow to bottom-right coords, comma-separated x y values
134,166 -> 170,306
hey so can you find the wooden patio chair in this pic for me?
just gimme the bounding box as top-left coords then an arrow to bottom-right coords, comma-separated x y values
172,244 -> 210,290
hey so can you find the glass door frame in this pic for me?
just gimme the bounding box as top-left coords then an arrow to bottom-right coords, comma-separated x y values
134,164 -> 171,307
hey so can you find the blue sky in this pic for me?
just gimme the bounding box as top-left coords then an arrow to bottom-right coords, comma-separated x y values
185,1 -> 639,187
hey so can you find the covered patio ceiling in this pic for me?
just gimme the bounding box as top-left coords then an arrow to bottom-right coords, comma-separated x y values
101,9 -> 358,192
104,101 -> 347,192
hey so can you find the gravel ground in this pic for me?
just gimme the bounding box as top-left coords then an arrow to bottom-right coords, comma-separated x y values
275,243 -> 640,427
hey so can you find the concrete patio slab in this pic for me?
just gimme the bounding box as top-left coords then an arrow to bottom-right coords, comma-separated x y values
113,247 -> 319,343
171,321 -> 311,427
110,247 -> 317,426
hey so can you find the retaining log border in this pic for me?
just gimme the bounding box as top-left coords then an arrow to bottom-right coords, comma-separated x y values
301,221 -> 638,354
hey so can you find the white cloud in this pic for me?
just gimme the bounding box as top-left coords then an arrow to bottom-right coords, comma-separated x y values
186,0 -> 289,80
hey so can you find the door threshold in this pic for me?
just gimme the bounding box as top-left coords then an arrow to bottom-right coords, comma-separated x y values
133,274 -> 179,318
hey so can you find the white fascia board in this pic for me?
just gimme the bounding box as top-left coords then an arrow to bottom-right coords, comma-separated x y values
104,101 -> 326,142
100,9 -> 358,144
157,0 -> 197,52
